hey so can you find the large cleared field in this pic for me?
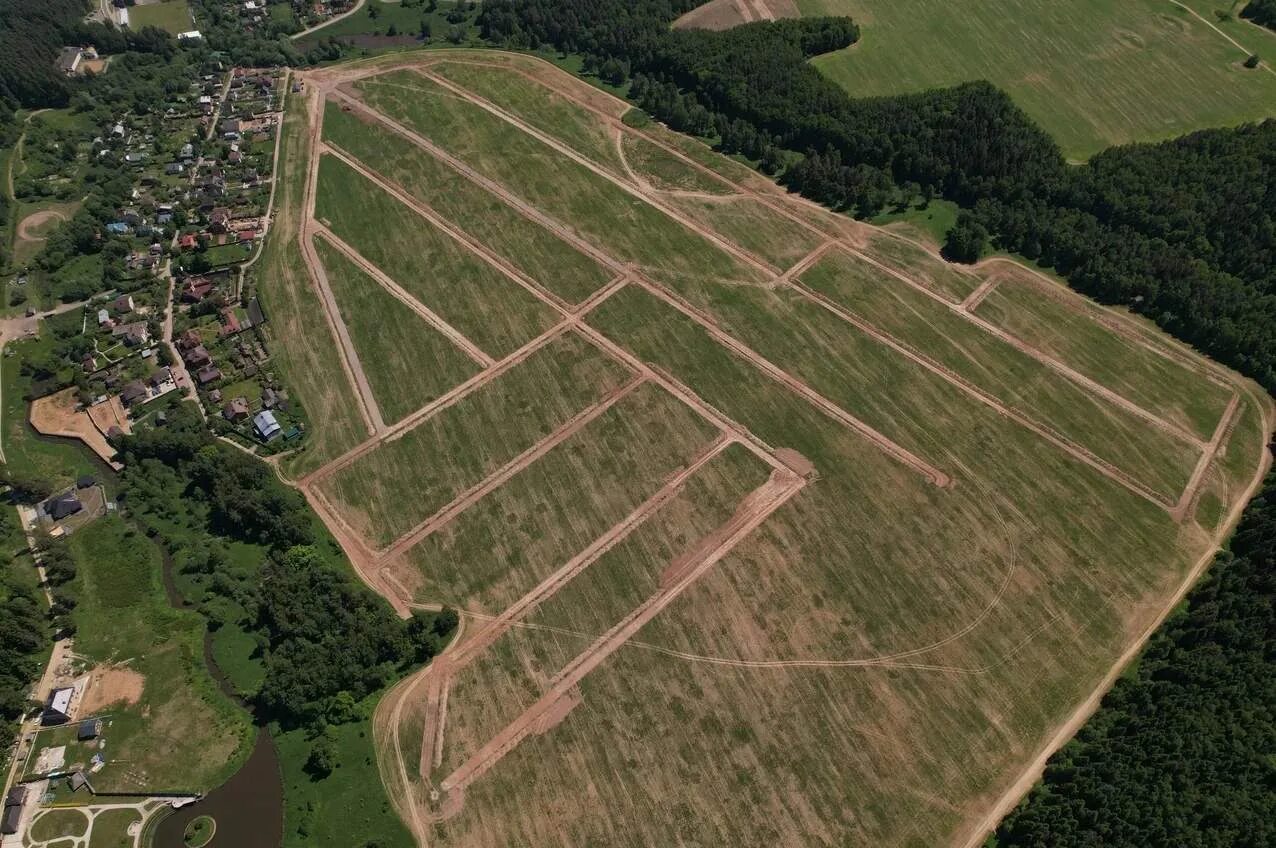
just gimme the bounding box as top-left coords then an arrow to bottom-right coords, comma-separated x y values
269,52 -> 1272,848
794,0 -> 1276,160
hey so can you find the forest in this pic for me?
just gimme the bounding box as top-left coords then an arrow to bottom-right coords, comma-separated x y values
0,511 -> 47,761
992,474 -> 1276,847
115,406 -> 457,731
481,1 -> 1276,394
1242,0 -> 1276,30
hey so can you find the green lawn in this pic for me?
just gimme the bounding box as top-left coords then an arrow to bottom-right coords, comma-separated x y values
127,0 -> 194,34
800,0 -> 1276,159
66,517 -> 253,793
87,808 -> 142,848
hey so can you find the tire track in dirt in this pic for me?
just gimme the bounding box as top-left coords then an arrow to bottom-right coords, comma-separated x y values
377,373 -> 646,561
1172,391 -> 1241,521
443,58 -> 1207,449
313,224 -> 495,367
790,281 -> 1177,513
439,467 -> 806,797
960,277 -> 1000,311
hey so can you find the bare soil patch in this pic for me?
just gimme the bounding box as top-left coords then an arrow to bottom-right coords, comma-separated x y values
29,387 -> 121,466
81,664 -> 146,713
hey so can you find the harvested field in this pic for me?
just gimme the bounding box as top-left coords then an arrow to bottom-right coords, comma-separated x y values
272,53 -> 1270,848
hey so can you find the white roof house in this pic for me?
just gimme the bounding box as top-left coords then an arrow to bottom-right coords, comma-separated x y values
253,410 -> 282,441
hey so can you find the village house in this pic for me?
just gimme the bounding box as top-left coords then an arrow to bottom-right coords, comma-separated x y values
196,365 -> 223,385
112,321 -> 150,347
223,397 -> 250,421
254,409 -> 282,441
184,344 -> 212,368
120,380 -> 149,407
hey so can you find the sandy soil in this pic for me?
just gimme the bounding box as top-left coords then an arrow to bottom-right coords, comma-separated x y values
80,664 -> 145,714
29,387 -> 120,466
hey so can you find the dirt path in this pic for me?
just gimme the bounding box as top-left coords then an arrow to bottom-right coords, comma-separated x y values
1169,0 -> 1276,78
1171,391 -> 1241,520
790,281 -> 1176,512
291,0 -> 366,40
956,383 -> 1274,848
299,87 -> 385,436
14,208 -> 68,243
442,57 -> 1208,448
313,223 -> 495,366
960,277 -> 1000,311
377,374 -> 646,560
439,467 -> 806,796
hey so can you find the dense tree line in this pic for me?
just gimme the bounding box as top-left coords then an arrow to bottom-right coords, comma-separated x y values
1241,0 -> 1276,30
0,0 -> 88,110
0,510 -> 48,757
116,406 -> 456,730
992,474 -> 1276,846
481,1 -> 1276,394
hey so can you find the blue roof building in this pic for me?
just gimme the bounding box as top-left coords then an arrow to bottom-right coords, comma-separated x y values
253,410 -> 282,441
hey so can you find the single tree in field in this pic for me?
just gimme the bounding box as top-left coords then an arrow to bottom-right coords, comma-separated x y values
942,212 -> 990,264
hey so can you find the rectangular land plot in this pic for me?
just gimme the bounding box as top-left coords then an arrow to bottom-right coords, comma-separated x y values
323,102 -> 613,305
312,238 -> 481,424
429,60 -> 630,177
857,231 -> 982,301
794,248 -> 1201,501
665,194 -> 829,270
352,71 -> 770,285
619,132 -> 738,196
319,332 -> 633,547
434,442 -> 773,778
314,152 -> 559,357
972,267 -> 1234,439
394,380 -> 723,613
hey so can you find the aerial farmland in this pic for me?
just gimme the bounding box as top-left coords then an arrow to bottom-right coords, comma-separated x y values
255,50 -> 1270,848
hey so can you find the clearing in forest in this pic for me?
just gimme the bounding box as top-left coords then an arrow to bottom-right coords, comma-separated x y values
264,50 -> 1271,848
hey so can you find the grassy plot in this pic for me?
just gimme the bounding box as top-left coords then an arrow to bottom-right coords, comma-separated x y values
87,809 -> 141,848
312,237 -> 480,424
66,517 -> 252,794
434,442 -> 772,777
30,809 -> 88,841
664,194 -> 828,270
126,0 -> 193,34
619,132 -> 737,195
320,333 -> 632,548
262,96 -> 368,481
800,0 -> 1276,160
430,60 -> 629,175
314,152 -> 558,358
395,380 -> 722,612
795,248 -> 1202,499
322,103 -> 612,305
972,265 -> 1235,438
354,71 -> 769,285
857,230 -> 982,301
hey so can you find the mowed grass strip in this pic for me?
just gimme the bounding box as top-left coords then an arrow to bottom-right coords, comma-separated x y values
398,381 -> 722,613
435,442 -> 772,777
620,132 -> 738,195
320,332 -> 633,548
430,60 -> 629,175
312,238 -> 481,424
323,103 -> 613,305
354,71 -> 769,285
314,152 -> 559,357
665,194 -> 828,270
796,248 -> 1201,499
801,0 -> 1276,160
973,269 -> 1234,439
264,99 -> 368,480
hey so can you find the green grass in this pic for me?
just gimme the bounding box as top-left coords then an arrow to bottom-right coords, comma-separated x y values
869,198 -> 960,246
619,132 -> 737,195
664,194 -> 827,270
314,152 -> 559,357
260,93 -> 368,480
30,809 -> 89,842
355,71 -> 768,285
400,380 -> 721,611
322,103 -> 613,305
275,692 -> 414,848
800,0 -> 1276,160
320,332 -> 632,547
858,231 -> 982,300
973,268 -> 1235,438
127,0 -> 194,34
65,517 -> 253,793
313,237 -> 481,423
88,808 -> 142,848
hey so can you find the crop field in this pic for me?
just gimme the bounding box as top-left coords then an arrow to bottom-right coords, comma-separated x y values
796,0 -> 1276,159
270,51 -> 1271,848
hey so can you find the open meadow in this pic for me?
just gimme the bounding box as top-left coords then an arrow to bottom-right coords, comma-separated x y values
792,0 -> 1276,159
261,51 -> 1272,848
